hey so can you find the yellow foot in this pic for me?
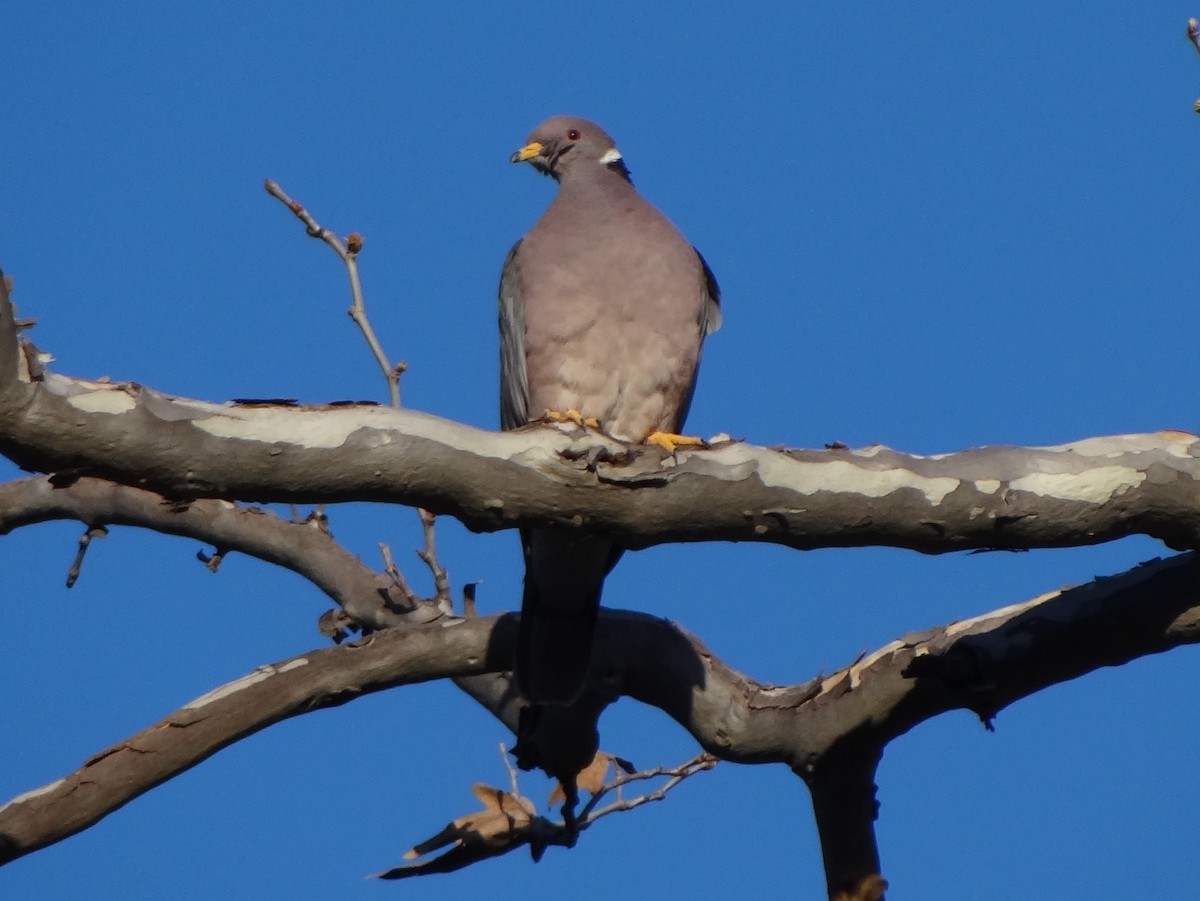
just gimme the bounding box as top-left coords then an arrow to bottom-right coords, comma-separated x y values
645,431 -> 708,453
542,408 -> 600,429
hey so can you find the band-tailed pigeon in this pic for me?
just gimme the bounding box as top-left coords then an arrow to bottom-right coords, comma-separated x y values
500,115 -> 721,704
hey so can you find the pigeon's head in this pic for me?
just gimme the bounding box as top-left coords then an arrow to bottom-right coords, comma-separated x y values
510,116 -> 631,183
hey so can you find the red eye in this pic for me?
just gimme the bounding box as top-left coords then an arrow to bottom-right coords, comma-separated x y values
567,129 -> 580,140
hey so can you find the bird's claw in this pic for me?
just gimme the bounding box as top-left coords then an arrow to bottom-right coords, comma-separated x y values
542,409 -> 600,430
645,431 -> 708,454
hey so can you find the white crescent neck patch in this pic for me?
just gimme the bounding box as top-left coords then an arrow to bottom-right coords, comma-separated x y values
598,147 -> 623,164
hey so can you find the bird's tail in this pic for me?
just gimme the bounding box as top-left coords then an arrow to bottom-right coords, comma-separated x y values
516,577 -> 602,705
517,531 -> 615,705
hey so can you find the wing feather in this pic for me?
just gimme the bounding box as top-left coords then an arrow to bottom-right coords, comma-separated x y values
498,240 -> 529,431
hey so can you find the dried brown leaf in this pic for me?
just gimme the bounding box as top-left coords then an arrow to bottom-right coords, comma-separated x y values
375,784 -> 542,879
548,751 -> 613,805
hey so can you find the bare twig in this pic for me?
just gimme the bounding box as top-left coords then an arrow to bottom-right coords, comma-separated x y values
576,753 -> 717,826
498,743 -> 521,797
382,519 -> 454,618
65,525 -> 107,588
379,542 -> 417,604
263,179 -> 403,408
417,508 -> 451,604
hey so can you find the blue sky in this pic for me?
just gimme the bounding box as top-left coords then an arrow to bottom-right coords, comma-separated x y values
3,3 -> 1199,899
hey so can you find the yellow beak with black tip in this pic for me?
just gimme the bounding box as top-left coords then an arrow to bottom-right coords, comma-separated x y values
510,141 -> 545,164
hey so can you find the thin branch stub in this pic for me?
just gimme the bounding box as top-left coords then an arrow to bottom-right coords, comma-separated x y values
65,525 -> 108,588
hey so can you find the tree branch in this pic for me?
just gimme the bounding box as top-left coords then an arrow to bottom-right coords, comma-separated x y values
0,616 -> 518,865
0,476 -> 421,631
3,551 -> 1196,876
0,472 -> 536,756
2,286 -> 1198,555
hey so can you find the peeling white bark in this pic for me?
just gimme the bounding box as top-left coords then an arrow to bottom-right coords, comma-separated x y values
688,443 -> 963,505
1009,467 -> 1145,503
184,659 -> 311,709
0,779 -> 67,817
